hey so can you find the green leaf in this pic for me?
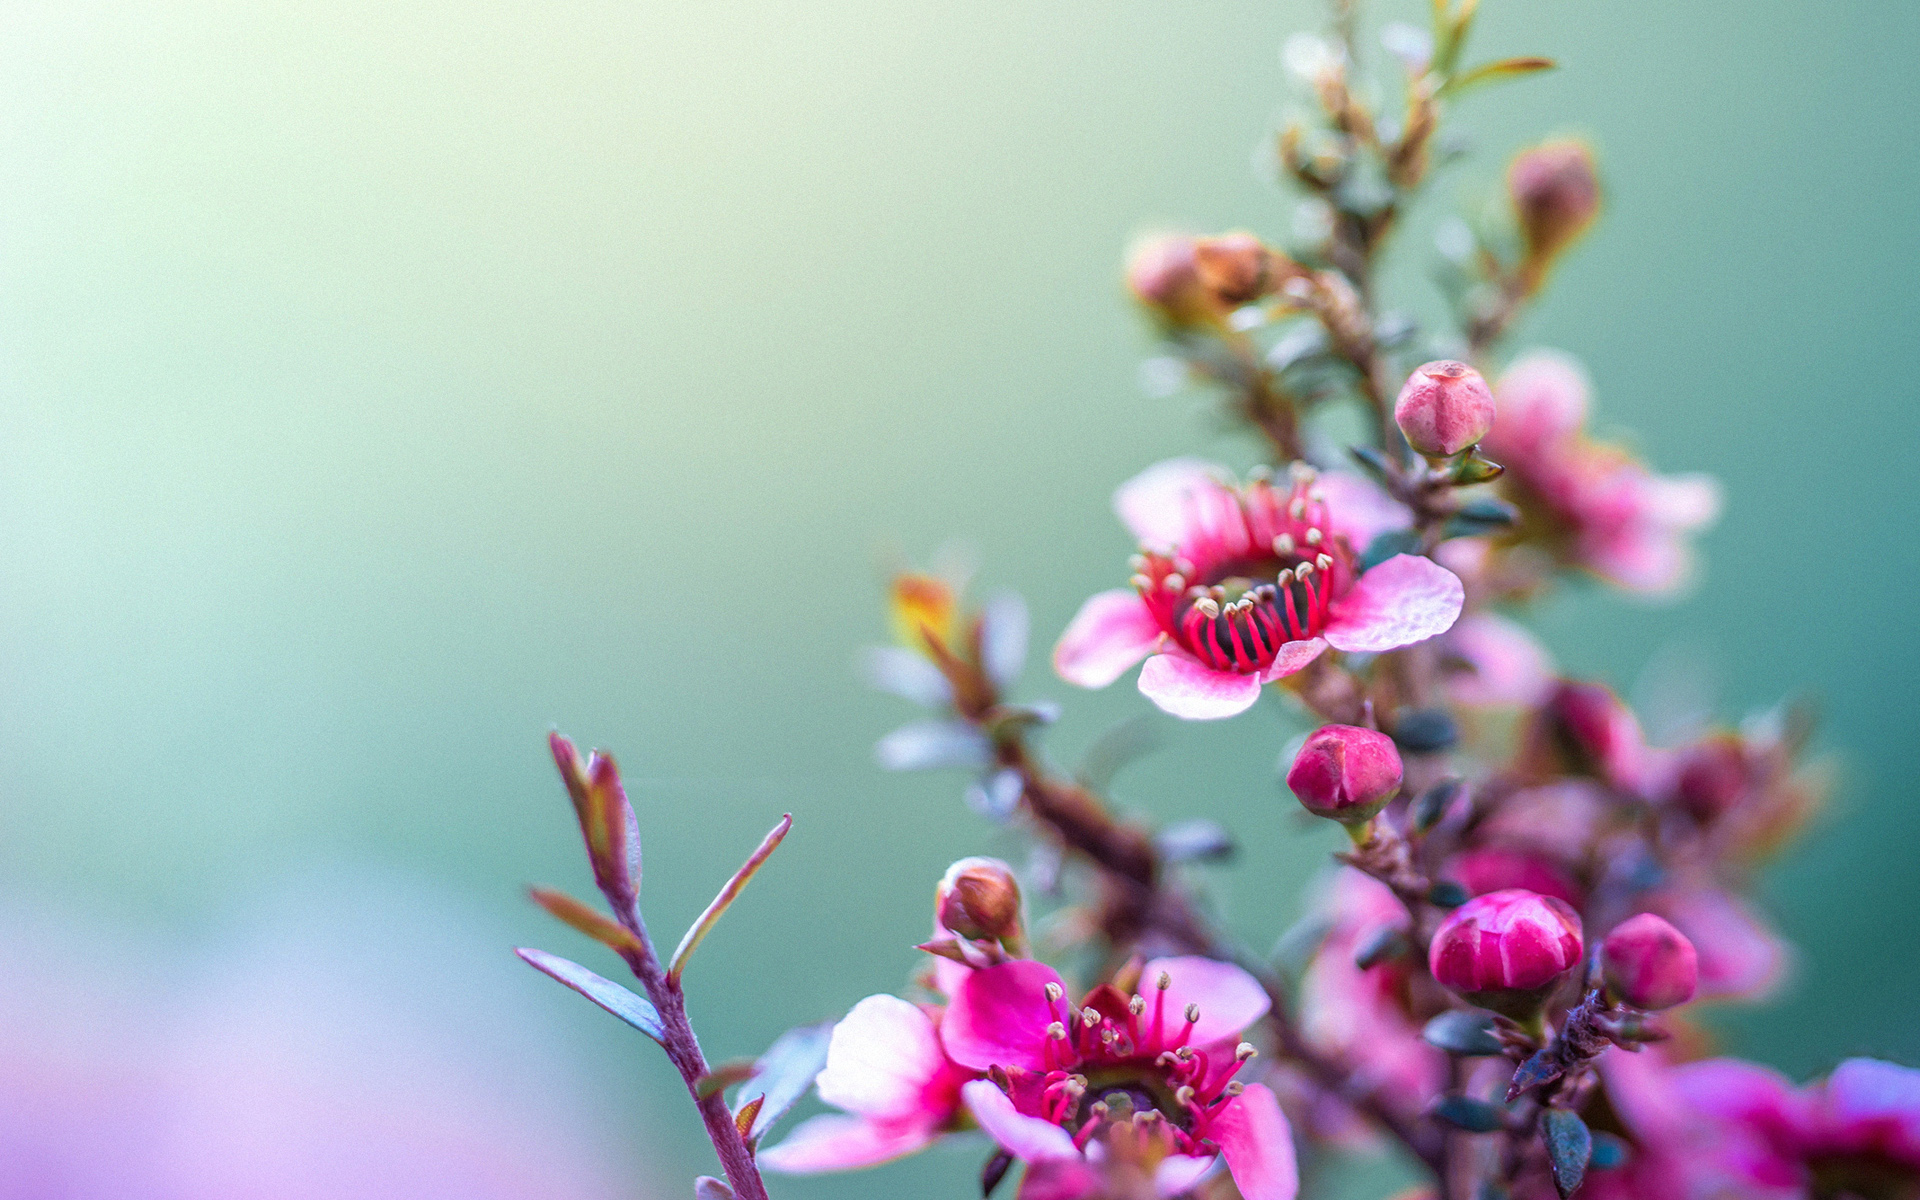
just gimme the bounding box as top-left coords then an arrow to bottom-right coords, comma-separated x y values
1427,879 -> 1471,908
1354,924 -> 1412,970
528,886 -> 643,955
1432,1094 -> 1506,1133
1589,1132 -> 1630,1171
1508,1047 -> 1567,1099
1362,529 -> 1422,572
1444,497 -> 1521,538
1443,57 -> 1556,97
1544,1108 -> 1594,1198
1424,1010 -> 1504,1056
1412,779 -> 1466,834
669,814 -> 794,983
516,947 -> 664,1044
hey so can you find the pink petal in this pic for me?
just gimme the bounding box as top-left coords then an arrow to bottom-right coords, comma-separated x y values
1442,613 -> 1553,707
1314,470 -> 1412,551
757,1113 -> 938,1173
814,994 -> 947,1119
1141,956 -> 1270,1048
1137,652 -> 1263,720
1822,1059 -> 1920,1159
1212,1084 -> 1298,1200
1113,457 -> 1226,548
1154,1154 -> 1218,1195
1490,351 -> 1588,457
962,1080 -> 1079,1162
1655,888 -> 1787,1001
1017,1158 -> 1103,1200
1322,554 -> 1463,653
1258,637 -> 1328,682
1645,472 -> 1722,532
943,960 -> 1068,1072
1054,590 -> 1163,688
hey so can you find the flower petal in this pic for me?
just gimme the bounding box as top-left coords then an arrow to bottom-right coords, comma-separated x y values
859,645 -> 954,708
757,1113 -> 939,1173
1018,1158 -> 1104,1200
1113,457 -> 1225,547
1258,637 -> 1328,682
1054,590 -> 1163,688
1137,652 -> 1263,720
943,960 -> 1068,1072
1322,554 -> 1463,653
1315,470 -> 1412,551
814,994 -> 947,1119
1141,956 -> 1270,1048
1155,1154 -> 1218,1196
962,1080 -> 1079,1162
1441,613 -> 1553,707
1212,1084 -> 1299,1200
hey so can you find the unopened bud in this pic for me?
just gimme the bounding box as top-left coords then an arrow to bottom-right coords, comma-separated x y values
1286,724 -> 1404,825
1672,735 -> 1750,823
1509,140 -> 1600,263
1126,235 -> 1207,319
1429,888 -> 1584,1019
936,856 -> 1023,942
1601,913 -> 1698,1011
1395,360 -> 1497,458
1192,232 -> 1297,308
1539,681 -> 1645,788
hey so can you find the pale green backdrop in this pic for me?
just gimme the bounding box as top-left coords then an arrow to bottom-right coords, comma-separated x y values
1,1 -> 1915,1196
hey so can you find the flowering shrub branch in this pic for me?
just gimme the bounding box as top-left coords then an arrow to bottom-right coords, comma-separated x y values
514,2 -> 1908,1198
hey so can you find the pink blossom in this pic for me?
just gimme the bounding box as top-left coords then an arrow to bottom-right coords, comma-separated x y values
1394,360 -> 1498,457
1429,889 -> 1583,1010
1644,886 -> 1788,1002
1054,459 -> 1462,720
1286,724 -> 1404,825
942,957 -> 1297,1200
1581,1050 -> 1804,1200
1600,913 -> 1698,1011
758,995 -> 975,1173
1438,612 -> 1554,708
1444,846 -> 1584,908
1484,352 -> 1720,595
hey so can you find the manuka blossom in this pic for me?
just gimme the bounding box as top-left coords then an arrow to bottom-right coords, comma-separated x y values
942,956 -> 1297,1200
1054,459 -> 1463,719
1484,352 -> 1721,595
1428,888 -> 1583,1017
758,994 -> 976,1173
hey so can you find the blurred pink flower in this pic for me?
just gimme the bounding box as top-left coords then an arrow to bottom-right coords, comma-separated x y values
1055,459 -> 1461,719
1438,612 -> 1554,708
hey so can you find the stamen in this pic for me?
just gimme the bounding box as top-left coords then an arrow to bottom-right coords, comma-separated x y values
1081,1007 -> 1102,1029
1129,995 -> 1146,1016
1163,573 -> 1185,592
1288,462 -> 1317,483
1175,1085 -> 1197,1109
1305,527 -> 1323,545
1289,497 -> 1306,519
1184,1003 -> 1201,1024
1130,573 -> 1152,590
1224,1081 -> 1245,1096
1044,983 -> 1063,1003
1156,973 -> 1172,991
1236,1043 -> 1258,1062
1316,553 -> 1333,571
1127,554 -> 1146,571
1296,561 -> 1314,580
1193,597 -> 1220,619
1272,533 -> 1295,556
1047,1021 -> 1067,1040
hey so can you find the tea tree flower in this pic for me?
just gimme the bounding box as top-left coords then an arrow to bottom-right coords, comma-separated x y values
1286,724 -> 1403,826
1429,888 -> 1583,1020
1055,459 -> 1463,719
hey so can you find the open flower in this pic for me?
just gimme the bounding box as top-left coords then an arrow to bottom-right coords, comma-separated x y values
1484,352 -> 1720,595
1054,459 -> 1463,719
758,994 -> 977,1173
942,956 -> 1297,1200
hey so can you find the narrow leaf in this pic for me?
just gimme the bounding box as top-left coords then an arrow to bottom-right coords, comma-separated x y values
733,1095 -> 765,1142
1507,1048 -> 1567,1100
1544,1109 -> 1593,1198
693,1177 -> 735,1200
695,1059 -> 757,1100
529,887 -> 643,955
516,947 -> 664,1044
1432,1094 -> 1507,1133
1444,56 -> 1556,96
1588,1132 -> 1629,1171
549,732 -> 639,904
1354,924 -> 1412,971
743,1020 -> 835,1139
982,1149 -> 1015,1196
1155,818 -> 1236,864
1413,779 -> 1466,835
859,645 -> 954,708
669,814 -> 793,983
1424,1010 -> 1504,1056
874,720 -> 992,771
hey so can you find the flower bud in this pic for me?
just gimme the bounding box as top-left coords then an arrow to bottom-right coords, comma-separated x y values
1428,888 -> 1583,1018
1533,680 -> 1647,790
936,857 -> 1023,942
1286,724 -> 1404,825
1394,361 -> 1497,458
1509,140 -> 1600,263
1192,232 -> 1296,308
1601,913 -> 1697,1011
1126,235 -> 1207,317
1672,735 -> 1750,823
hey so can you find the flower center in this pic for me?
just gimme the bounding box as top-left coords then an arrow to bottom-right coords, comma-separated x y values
1129,470 -> 1353,673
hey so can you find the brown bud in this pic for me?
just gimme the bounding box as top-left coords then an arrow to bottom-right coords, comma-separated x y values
1509,140 -> 1601,264
1192,232 -> 1298,308
936,857 -> 1022,942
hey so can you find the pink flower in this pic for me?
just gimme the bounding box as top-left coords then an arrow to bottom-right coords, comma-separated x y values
1484,352 -> 1719,595
1054,460 -> 1463,720
1523,680 -> 1654,794
1796,1058 -> 1920,1181
1438,612 -> 1554,708
1428,889 -> 1583,1016
1394,360 -> 1498,458
1582,1050 -> 1804,1200
758,995 -> 976,1173
1444,847 -> 1584,908
1600,913 -> 1698,1011
1286,724 -> 1403,825
942,957 -> 1297,1200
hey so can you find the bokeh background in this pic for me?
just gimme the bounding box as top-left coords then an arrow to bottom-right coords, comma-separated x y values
2,0 -> 1915,1196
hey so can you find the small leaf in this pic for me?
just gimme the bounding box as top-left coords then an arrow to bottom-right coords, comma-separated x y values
1394,708 -> 1460,752
1588,1132 -> 1629,1171
1507,1048 -> 1567,1100
516,947 -> 664,1044
742,1020 -> 835,1139
1412,779 -> 1466,834
874,720 -> 992,771
1354,924 -> 1412,970
732,1095 -> 765,1142
1362,528 -> 1423,571
1077,715 -> 1163,792
982,1149 -> 1015,1197
965,768 -> 1024,824
669,814 -> 794,983
1423,1010 -> 1504,1056
1347,443 -> 1399,487
549,733 -> 639,908
1544,1108 -> 1593,1198
1156,818 -> 1236,864
978,592 -> 1030,689
1428,879 -> 1471,908
859,645 -> 954,708
1444,497 -> 1521,538
1272,914 -> 1332,979
695,1059 -> 757,1100
1444,56 -> 1557,96
1432,1094 -> 1507,1133
693,1178 -> 735,1200
1266,321 -> 1330,371
528,887 -> 643,955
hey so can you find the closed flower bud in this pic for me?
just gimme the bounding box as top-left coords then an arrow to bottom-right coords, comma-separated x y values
1509,140 -> 1600,263
1429,888 -> 1583,1018
936,857 -> 1023,942
1192,232 -> 1297,308
1601,913 -> 1698,1011
1286,724 -> 1404,825
1395,360 -> 1498,457
1126,235 -> 1207,318
1532,680 -> 1647,790
1672,735 -> 1750,823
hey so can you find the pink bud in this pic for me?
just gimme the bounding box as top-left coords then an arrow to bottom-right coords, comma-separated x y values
1394,360 -> 1497,457
1601,913 -> 1698,1011
1672,735 -> 1750,823
1429,888 -> 1583,1014
1126,235 -> 1204,310
1509,140 -> 1601,261
936,857 -> 1023,942
1536,680 -> 1647,789
1286,724 -> 1404,824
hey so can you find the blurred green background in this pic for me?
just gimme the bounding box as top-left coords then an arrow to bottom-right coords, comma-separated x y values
1,0 -> 1915,1196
